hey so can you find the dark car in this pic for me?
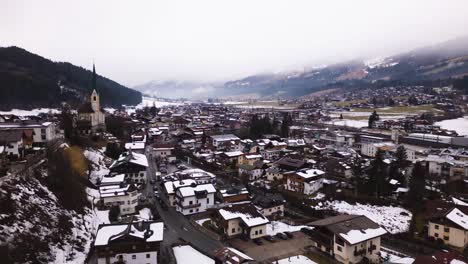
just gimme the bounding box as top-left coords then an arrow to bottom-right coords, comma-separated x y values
263,235 -> 276,243
240,234 -> 249,242
160,168 -> 167,174
153,185 -> 158,191
284,231 -> 294,238
253,238 -> 263,245
150,179 -> 155,185
177,165 -> 187,170
275,233 -> 288,240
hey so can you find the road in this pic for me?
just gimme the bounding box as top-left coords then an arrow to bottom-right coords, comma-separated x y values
144,146 -> 223,262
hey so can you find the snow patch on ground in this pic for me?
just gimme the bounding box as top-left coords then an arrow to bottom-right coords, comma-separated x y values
173,245 -> 214,264
267,221 -> 309,235
196,218 -> 211,226
0,108 -> 60,116
84,149 -> 111,185
435,117 -> 468,136
325,119 -> 368,128
139,208 -> 153,220
277,255 -> 317,264
313,201 -> 412,234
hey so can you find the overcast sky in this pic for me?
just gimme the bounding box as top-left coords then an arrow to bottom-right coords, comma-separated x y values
2,0 -> 468,86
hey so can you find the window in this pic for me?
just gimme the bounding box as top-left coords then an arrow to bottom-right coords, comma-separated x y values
146,254 -> 150,258
444,227 -> 450,232
337,246 -> 342,252
435,233 -> 439,238
255,230 -> 258,235
132,255 -> 136,259
435,225 -> 439,230
207,198 -> 210,203
259,229 -> 262,234
41,135 -> 46,140
444,236 -> 449,241
189,201 -> 193,205
232,228 -> 235,233
189,209 -> 193,213
41,128 -> 46,133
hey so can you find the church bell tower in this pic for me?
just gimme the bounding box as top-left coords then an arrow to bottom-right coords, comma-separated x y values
90,63 -> 100,112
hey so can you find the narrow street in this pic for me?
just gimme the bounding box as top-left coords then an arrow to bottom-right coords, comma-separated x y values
144,146 -> 223,262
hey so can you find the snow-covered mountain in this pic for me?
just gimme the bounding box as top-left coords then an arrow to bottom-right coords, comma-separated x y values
132,80 -> 219,99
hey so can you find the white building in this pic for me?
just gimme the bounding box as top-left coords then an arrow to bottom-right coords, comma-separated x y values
163,179 -> 197,207
0,121 -> 56,146
94,221 -> 164,264
152,144 -> 174,159
286,168 -> 326,195
175,183 -> 216,215
109,151 -> 149,184
99,184 -> 140,215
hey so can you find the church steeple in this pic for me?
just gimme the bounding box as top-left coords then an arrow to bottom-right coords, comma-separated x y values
92,63 -> 97,93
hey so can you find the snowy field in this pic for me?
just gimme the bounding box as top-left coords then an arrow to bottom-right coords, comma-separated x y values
324,119 -> 368,128
173,245 -> 214,264
277,255 -> 317,264
313,201 -> 412,234
435,117 -> 468,136
0,108 -> 60,116
267,221 -> 309,235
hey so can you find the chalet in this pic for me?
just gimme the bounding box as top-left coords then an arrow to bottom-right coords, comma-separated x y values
265,166 -> 286,182
213,203 -> 269,239
218,186 -> 250,203
163,179 -> 197,207
0,121 -> 56,146
175,183 -> 216,215
422,155 -> 468,182
174,168 -> 216,184
209,134 -> 241,151
152,143 -> 174,159
93,220 -> 164,264
0,130 -> 24,158
276,156 -> 308,171
99,183 -> 139,215
110,151 -> 149,184
427,207 -> 468,248
309,215 -> 387,264
238,161 -> 263,181
125,142 -> 145,153
285,168 -> 326,195
252,193 -> 285,218
239,154 -> 262,166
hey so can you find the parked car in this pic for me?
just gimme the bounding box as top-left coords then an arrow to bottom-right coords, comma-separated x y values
240,234 -> 249,242
275,233 -> 288,240
150,179 -> 155,185
160,168 -> 167,174
263,235 -> 276,243
284,231 -> 294,239
177,165 -> 187,170
159,200 -> 168,211
253,238 -> 263,245
153,185 -> 158,191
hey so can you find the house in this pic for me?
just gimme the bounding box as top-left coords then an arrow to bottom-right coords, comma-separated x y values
427,207 -> 468,248
77,65 -> 105,134
152,143 -> 174,159
422,155 -> 468,182
220,151 -> 244,167
285,168 -> 326,195
239,154 -> 262,166
265,166 -> 284,182
213,203 -> 269,239
93,220 -> 164,264
218,186 -> 250,203
125,142 -> 146,153
110,151 -> 149,184
214,247 -> 254,264
0,130 -> 24,158
276,156 -> 307,171
0,121 -> 56,146
309,215 -> 387,264
360,142 -> 395,157
175,183 -> 216,215
210,134 -> 241,151
252,193 -> 285,218
238,161 -> 263,181
163,179 -> 197,207
174,168 -> 216,184
99,183 -> 139,215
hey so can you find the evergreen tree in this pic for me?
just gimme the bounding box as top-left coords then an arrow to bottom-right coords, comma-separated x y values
366,149 -> 388,197
280,114 -> 292,138
406,162 -> 426,211
368,110 -> 380,128
351,156 -> 363,197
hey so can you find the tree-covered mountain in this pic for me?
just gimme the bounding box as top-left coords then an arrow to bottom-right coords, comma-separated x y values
0,46 -> 141,110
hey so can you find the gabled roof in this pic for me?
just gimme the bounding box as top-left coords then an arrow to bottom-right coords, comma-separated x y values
94,221 -> 164,246
310,215 -> 387,245
110,151 -> 148,169
218,203 -> 269,227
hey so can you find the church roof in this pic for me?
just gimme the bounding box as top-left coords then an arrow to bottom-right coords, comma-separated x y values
77,102 -> 95,113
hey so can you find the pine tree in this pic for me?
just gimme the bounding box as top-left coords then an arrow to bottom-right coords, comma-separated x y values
351,156 -> 363,197
406,162 -> 426,211
366,149 -> 388,197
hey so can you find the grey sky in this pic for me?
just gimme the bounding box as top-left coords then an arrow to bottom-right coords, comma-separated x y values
2,0 -> 468,86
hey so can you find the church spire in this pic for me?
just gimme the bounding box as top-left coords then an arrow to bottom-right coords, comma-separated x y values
92,63 -> 97,93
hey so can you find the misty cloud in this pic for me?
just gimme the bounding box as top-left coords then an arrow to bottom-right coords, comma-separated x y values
2,0 -> 468,86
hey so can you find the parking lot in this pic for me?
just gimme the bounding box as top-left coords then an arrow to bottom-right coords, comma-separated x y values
228,231 -> 315,262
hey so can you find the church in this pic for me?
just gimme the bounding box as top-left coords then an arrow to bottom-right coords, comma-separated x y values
77,64 -> 106,134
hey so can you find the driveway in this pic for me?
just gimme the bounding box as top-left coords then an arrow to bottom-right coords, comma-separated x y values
228,232 -> 315,263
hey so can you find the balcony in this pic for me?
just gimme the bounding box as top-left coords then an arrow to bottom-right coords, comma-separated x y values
368,244 -> 376,253
354,249 -> 366,256
177,201 -> 201,209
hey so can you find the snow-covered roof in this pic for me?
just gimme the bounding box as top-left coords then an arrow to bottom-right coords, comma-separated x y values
446,208 -> 468,230
211,134 -> 240,141
125,142 -> 145,150
245,154 -> 262,159
99,184 -> 136,198
218,203 -> 269,227
110,152 -> 148,169
94,221 -> 164,246
177,184 -> 216,197
223,151 -> 244,157
100,174 -> 125,185
164,179 -> 197,194
339,227 -> 387,245
296,168 -> 325,179
173,245 -> 214,264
